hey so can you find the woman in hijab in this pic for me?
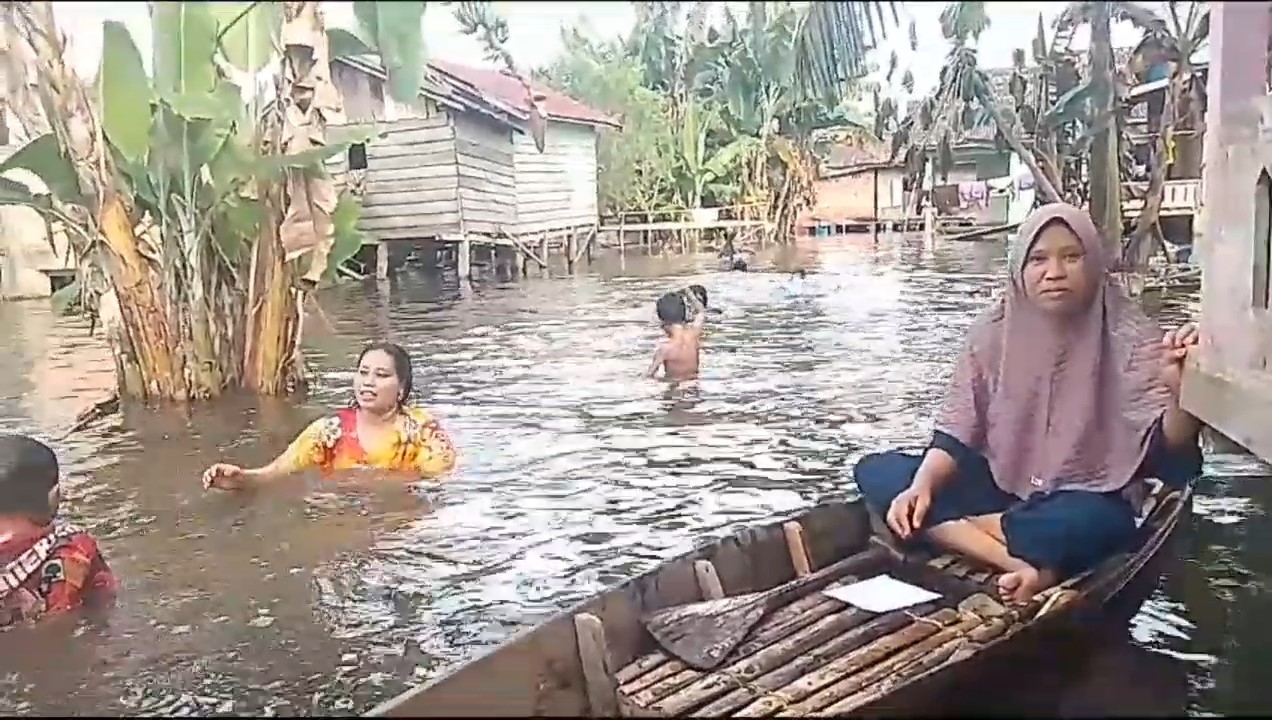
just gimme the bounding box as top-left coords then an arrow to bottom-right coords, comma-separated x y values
853,203 -> 1204,604
201,342 -> 457,489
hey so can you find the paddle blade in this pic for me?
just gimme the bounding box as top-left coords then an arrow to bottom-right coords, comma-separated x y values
640,592 -> 772,670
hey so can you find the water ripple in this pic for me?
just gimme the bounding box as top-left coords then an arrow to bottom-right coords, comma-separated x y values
0,235 -> 1263,715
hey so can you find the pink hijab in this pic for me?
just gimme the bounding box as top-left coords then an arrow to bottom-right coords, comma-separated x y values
936,203 -> 1171,497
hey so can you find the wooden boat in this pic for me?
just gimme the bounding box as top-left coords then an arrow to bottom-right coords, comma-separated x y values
368,478 -> 1190,718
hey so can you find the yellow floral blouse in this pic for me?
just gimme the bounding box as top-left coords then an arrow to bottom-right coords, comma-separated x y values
275,406 -> 457,478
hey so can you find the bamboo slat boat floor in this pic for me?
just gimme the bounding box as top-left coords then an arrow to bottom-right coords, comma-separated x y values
614,559 -> 1051,717
613,481 -> 1183,718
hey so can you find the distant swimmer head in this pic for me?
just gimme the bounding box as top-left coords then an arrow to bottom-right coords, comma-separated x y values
656,291 -> 688,327
0,434 -> 61,522
355,341 -> 415,414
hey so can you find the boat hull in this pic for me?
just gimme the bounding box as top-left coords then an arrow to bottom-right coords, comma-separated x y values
368,481 -> 1190,717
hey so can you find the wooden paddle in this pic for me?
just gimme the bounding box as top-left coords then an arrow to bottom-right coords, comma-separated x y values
641,544 -> 890,670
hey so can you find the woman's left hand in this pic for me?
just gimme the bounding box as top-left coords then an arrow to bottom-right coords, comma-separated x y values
1159,322 -> 1200,398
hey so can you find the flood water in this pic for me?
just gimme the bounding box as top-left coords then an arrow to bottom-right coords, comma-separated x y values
0,233 -> 1268,716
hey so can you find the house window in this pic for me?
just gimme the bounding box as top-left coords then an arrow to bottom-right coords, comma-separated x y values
348,142 -> 368,171
1254,169 -> 1272,309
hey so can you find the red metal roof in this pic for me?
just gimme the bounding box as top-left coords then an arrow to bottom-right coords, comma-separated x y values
428,60 -> 621,130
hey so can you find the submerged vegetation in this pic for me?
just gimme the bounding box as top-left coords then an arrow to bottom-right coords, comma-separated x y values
0,0 -> 520,404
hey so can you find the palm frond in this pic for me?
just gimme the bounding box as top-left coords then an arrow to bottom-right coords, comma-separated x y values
792,1 -> 901,100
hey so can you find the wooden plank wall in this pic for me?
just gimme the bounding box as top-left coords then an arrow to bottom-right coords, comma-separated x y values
512,122 -> 600,237
356,116 -> 462,241
330,61 -> 386,123
453,115 -> 518,236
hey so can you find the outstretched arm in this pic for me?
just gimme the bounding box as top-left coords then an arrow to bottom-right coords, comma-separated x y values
204,419 -> 329,488
256,420 -> 330,478
685,292 -> 706,331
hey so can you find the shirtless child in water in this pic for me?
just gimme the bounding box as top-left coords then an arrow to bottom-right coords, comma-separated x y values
645,289 -> 706,381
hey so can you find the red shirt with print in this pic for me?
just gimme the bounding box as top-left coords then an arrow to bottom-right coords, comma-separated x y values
0,528 -> 117,626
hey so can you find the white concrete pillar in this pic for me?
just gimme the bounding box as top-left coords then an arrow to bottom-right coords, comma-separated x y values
375,242 -> 389,280
457,236 -> 471,279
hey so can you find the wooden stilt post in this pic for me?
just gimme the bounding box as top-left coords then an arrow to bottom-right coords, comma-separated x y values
566,230 -> 576,272
457,236 -> 471,279
872,167 -> 881,242
375,241 -> 389,280
539,233 -> 549,277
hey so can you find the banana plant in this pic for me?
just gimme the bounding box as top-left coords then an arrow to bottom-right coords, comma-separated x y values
676,101 -> 763,207
0,1 -> 423,401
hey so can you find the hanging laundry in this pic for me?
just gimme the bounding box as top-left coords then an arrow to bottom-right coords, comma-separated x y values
958,181 -> 989,209
987,176 -> 1015,193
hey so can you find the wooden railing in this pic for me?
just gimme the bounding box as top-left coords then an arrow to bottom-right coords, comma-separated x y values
1121,179 -> 1202,218
600,203 -> 768,226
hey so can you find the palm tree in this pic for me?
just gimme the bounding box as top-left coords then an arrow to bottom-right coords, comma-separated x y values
621,1 -> 905,235
895,2 -> 1063,205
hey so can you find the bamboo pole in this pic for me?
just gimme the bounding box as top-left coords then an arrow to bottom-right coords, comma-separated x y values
641,604 -> 877,712
733,607 -> 959,717
693,610 -> 920,716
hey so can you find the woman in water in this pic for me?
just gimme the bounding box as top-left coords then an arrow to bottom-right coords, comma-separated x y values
202,342 -> 457,489
854,203 -> 1203,605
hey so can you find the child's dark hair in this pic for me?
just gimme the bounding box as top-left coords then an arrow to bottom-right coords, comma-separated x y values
0,434 -> 60,518
357,341 -> 415,406
656,292 -> 688,325
687,284 -> 708,308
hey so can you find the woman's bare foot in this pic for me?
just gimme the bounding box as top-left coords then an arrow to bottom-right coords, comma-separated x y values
997,565 -> 1058,604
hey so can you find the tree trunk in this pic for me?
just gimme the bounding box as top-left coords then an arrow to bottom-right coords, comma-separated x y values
97,195 -> 189,400
1087,4 -> 1122,258
16,1 -> 186,402
978,94 -> 1062,204
1123,77 -> 1180,271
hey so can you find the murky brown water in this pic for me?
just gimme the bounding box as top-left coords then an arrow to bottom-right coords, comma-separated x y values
0,234 -> 1267,716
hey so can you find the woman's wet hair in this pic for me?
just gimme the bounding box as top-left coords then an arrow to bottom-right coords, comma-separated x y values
357,341 -> 415,406
688,284 -> 708,308
0,434 -> 59,517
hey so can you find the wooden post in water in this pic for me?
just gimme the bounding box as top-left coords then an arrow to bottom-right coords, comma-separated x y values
539,233 -> 549,277
375,241 -> 389,280
566,230 -> 576,272
457,236 -> 471,279
872,167 -> 880,242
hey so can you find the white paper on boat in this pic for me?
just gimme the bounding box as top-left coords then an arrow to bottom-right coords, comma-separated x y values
822,574 -> 941,613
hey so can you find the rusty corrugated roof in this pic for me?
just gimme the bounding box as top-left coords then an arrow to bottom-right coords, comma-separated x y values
430,60 -> 621,130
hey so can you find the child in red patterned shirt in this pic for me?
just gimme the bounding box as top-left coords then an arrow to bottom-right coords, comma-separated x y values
0,434 -> 116,627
